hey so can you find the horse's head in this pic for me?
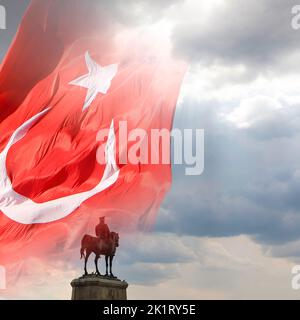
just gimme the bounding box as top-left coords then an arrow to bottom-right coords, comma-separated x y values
110,231 -> 119,247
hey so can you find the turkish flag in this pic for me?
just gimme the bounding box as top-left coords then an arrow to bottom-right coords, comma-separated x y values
0,0 -> 186,271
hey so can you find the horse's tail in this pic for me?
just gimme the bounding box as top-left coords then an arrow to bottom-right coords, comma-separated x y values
80,247 -> 85,259
80,234 -> 89,259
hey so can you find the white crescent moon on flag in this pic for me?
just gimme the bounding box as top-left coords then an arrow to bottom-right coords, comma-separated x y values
0,108 -> 120,224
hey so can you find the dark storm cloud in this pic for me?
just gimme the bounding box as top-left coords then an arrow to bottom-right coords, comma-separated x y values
172,0 -> 300,77
117,233 -> 196,265
89,232 -> 197,285
2,0 -> 300,74
155,97 -> 300,246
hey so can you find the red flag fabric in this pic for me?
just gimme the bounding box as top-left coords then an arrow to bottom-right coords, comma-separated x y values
0,0 -> 186,270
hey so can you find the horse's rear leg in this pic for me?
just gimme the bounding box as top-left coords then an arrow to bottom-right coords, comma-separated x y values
95,255 -> 101,276
109,256 -> 115,278
84,251 -> 91,275
105,256 -> 109,277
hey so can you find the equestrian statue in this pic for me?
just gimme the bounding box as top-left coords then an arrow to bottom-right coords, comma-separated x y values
80,216 -> 119,277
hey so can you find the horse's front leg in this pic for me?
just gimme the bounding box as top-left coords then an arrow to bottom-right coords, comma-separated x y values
95,255 -> 101,276
84,251 -> 91,275
109,255 -> 115,278
105,256 -> 109,277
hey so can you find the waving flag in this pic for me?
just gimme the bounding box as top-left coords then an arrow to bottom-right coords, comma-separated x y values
0,0 -> 186,273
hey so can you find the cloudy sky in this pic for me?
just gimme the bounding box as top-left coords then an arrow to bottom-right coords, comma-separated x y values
1,0 -> 300,299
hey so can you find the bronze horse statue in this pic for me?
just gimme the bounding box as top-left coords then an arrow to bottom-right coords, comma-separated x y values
80,231 -> 119,277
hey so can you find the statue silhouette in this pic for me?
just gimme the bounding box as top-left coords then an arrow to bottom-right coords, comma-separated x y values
80,217 -> 119,277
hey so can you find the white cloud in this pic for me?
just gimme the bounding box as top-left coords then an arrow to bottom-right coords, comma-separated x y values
225,96 -> 283,128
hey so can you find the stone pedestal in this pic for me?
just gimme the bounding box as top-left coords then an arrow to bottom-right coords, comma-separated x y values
71,275 -> 128,300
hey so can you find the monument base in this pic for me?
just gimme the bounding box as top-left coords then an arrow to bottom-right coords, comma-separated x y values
71,274 -> 128,300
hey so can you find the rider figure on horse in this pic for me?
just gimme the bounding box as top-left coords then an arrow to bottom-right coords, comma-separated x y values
95,216 -> 110,241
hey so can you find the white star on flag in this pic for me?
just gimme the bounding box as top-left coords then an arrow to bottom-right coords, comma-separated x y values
69,51 -> 118,110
